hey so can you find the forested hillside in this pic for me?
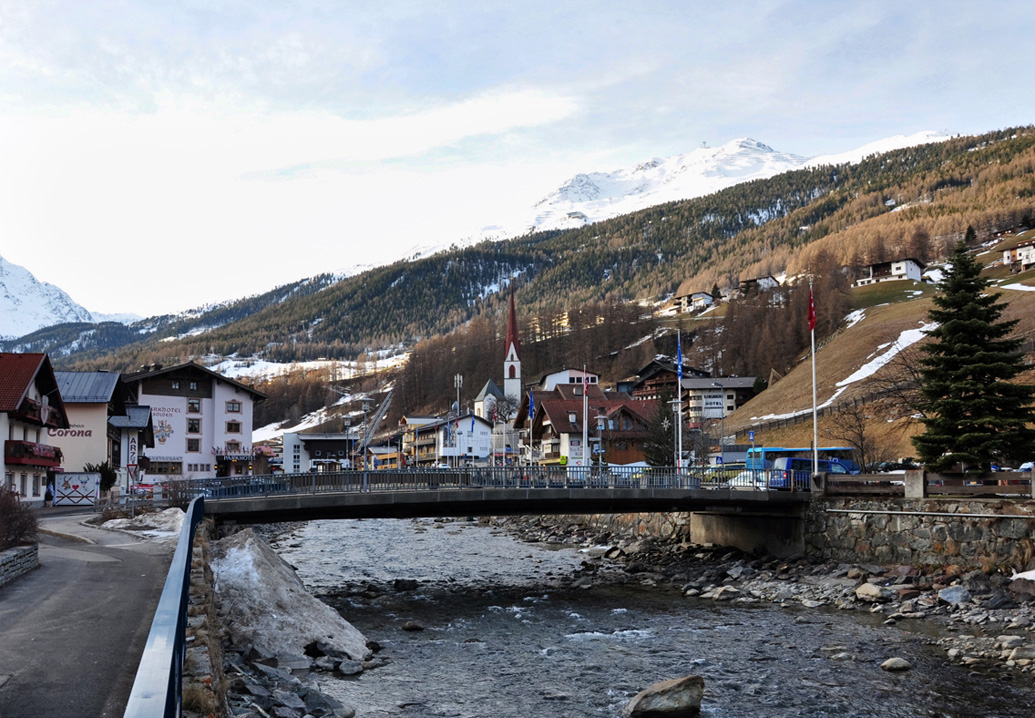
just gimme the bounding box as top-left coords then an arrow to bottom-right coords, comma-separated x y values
15,126 -> 1035,384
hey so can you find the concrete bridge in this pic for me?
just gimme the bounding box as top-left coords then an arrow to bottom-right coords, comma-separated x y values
186,467 -> 813,557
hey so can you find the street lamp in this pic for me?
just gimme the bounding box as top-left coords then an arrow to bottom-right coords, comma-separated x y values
670,399 -> 681,468
712,381 -> 725,464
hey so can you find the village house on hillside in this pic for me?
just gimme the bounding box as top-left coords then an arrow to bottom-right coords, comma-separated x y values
1,353 -> 69,507
853,258 -> 925,287
626,357 -> 710,401
666,291 -> 714,315
739,275 -> 780,295
1002,237 -> 1035,273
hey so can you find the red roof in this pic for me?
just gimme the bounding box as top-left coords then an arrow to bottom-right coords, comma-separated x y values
0,353 -> 47,412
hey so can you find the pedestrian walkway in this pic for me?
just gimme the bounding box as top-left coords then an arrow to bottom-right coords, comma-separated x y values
0,508 -> 174,718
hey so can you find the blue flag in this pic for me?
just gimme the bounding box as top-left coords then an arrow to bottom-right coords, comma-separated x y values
470,415 -> 476,432
677,331 -> 683,382
528,391 -> 535,420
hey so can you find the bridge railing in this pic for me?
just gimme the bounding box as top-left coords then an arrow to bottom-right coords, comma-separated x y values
123,496 -> 205,718
179,465 -> 723,498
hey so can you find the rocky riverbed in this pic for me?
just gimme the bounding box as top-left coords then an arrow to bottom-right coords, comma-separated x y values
207,516 -> 1035,717
502,515 -> 1035,678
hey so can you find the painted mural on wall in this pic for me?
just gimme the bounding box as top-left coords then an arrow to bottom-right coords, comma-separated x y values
54,472 -> 100,506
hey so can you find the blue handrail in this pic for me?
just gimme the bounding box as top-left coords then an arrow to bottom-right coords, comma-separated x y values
123,496 -> 205,718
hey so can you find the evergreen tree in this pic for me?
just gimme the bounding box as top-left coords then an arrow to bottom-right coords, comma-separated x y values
642,388 -> 677,467
912,240 -> 1035,472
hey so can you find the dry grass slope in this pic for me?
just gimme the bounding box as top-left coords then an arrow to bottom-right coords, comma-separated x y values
724,277 -> 1035,461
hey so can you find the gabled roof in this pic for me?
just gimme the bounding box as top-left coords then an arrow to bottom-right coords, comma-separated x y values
123,360 -> 267,401
0,353 -> 48,411
474,379 -> 505,402
55,371 -> 122,404
0,353 -> 68,427
536,395 -> 655,436
634,357 -> 710,382
108,405 -> 155,447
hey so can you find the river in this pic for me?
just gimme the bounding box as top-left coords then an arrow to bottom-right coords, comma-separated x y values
269,517 -> 1035,718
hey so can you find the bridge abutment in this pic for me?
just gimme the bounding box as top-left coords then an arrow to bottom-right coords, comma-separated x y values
690,509 -> 806,557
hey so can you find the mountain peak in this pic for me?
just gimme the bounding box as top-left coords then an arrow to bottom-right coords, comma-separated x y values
523,137 -> 808,234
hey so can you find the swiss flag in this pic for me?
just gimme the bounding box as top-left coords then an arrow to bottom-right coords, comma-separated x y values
808,287 -> 816,332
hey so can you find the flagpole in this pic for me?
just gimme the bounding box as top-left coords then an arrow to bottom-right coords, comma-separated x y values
810,283 -> 818,479
582,366 -> 589,470
676,330 -> 684,475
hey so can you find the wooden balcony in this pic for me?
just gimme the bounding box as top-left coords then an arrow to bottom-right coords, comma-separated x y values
4,440 -> 63,468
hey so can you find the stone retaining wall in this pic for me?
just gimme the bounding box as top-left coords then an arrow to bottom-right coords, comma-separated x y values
540,498 -> 1035,572
806,498 -> 1035,572
0,544 -> 39,589
549,511 -> 693,542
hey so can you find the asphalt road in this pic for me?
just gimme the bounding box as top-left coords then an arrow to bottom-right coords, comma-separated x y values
0,509 -> 173,718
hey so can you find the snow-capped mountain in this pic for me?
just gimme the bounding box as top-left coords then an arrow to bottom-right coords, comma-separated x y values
514,132 -> 950,235
0,256 -> 139,339
519,138 -> 805,233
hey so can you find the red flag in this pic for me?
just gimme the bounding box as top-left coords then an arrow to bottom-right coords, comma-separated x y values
808,287 -> 816,332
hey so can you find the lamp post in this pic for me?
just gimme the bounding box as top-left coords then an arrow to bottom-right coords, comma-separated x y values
712,381 -> 725,464
454,373 -> 463,468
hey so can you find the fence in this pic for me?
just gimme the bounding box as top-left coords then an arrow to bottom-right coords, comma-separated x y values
122,496 -> 205,718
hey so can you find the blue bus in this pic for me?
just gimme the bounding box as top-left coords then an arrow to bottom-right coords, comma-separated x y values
745,446 -> 860,473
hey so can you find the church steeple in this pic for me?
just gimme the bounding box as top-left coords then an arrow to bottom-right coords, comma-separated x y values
504,289 -> 522,400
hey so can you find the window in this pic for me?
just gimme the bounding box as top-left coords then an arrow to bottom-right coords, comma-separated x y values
187,418 -> 201,433
171,380 -> 180,389
32,475 -> 40,497
226,400 -> 242,413
226,421 -> 241,434
188,399 -> 201,413
151,462 -> 182,475
187,438 -> 201,452
189,381 -> 198,391
226,441 -> 241,453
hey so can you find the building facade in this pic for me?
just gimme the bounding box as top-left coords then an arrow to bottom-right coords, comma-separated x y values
854,258 -> 925,287
1,353 -> 69,506
54,371 -> 155,491
122,362 -> 266,480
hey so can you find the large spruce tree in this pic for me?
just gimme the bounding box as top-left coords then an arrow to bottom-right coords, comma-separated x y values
912,237 -> 1035,472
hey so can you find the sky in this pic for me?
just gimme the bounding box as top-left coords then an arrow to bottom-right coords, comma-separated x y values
1,1 -> 1033,318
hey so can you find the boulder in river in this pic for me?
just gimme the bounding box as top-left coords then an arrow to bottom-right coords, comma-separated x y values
623,674 -> 704,717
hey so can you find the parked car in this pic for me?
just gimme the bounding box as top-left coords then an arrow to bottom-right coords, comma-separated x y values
702,463 -> 747,485
770,457 -> 851,490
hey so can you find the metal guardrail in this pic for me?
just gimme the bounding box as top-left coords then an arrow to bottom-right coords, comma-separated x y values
123,496 -> 205,718
178,465 -> 831,498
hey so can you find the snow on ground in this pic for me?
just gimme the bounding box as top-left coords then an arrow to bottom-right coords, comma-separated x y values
842,309 -> 866,330
209,354 -> 406,382
750,319 -> 936,422
103,507 -> 185,542
1000,283 -> 1035,292
211,529 -> 370,661
836,322 -> 936,387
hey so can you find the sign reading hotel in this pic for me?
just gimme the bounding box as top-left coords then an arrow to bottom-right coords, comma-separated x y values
148,398 -> 185,459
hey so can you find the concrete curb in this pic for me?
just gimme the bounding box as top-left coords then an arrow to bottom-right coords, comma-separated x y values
37,527 -> 96,545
